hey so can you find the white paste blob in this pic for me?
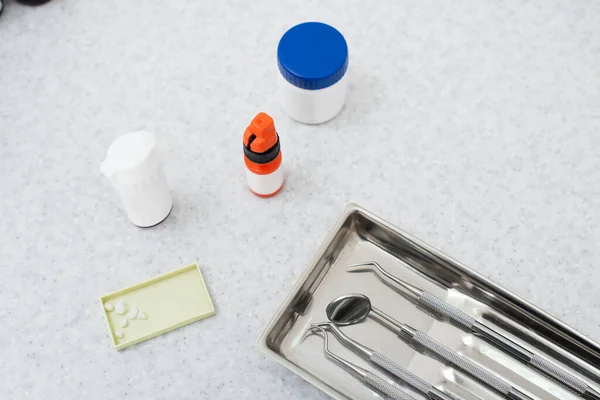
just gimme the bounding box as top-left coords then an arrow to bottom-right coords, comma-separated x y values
127,306 -> 138,320
137,312 -> 147,320
115,300 -> 127,315
115,331 -> 124,339
104,303 -> 114,312
121,318 -> 128,328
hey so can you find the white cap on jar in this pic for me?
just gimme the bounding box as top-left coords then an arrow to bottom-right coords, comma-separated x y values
100,131 -> 173,227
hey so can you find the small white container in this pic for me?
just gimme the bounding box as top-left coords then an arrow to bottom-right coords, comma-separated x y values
277,22 -> 349,124
100,131 -> 172,227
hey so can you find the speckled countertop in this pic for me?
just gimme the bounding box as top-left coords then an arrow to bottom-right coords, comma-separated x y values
1,0 -> 599,399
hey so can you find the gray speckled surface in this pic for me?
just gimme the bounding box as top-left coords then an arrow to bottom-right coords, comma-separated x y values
1,0 -> 599,398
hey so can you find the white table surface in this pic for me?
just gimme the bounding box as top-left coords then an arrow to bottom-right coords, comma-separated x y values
2,0 -> 600,398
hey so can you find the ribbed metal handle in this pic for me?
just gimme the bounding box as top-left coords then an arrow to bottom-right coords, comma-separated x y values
412,331 -> 524,398
530,354 -> 588,394
370,352 -> 459,400
419,292 -> 594,398
370,352 -> 431,393
418,292 -> 476,329
364,371 -> 418,400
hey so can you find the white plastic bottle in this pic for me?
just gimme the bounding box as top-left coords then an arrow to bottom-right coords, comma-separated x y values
277,22 -> 349,124
100,131 -> 173,227
243,112 -> 283,197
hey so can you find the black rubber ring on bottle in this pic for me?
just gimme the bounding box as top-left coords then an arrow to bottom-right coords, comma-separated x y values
243,135 -> 280,164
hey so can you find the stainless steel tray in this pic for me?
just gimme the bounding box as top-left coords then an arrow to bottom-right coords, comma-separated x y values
257,204 -> 600,400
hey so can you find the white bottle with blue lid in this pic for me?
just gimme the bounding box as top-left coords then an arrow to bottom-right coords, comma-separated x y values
277,22 -> 349,124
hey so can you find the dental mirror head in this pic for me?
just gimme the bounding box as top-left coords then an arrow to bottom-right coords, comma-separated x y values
326,294 -> 372,326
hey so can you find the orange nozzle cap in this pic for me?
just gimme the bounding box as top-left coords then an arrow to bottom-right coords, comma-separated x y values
243,112 -> 277,153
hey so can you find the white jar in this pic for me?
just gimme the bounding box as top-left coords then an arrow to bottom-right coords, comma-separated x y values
100,131 -> 173,227
277,22 -> 349,124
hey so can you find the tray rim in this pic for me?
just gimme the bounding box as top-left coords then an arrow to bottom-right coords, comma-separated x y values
256,204 -> 360,399
100,263 -> 216,351
256,203 -> 600,398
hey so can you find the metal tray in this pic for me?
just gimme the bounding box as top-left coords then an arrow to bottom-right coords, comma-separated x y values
257,204 -> 600,400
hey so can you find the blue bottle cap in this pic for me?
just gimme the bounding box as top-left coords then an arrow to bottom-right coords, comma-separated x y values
277,22 -> 348,91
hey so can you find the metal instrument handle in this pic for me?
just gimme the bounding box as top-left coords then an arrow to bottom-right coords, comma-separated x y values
364,371 -> 418,400
530,354 -> 589,395
412,332 -> 533,400
420,292 -> 594,396
370,352 -> 460,400
418,292 -> 476,329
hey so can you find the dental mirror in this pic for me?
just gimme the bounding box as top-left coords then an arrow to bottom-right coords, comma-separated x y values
326,294 -> 372,326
